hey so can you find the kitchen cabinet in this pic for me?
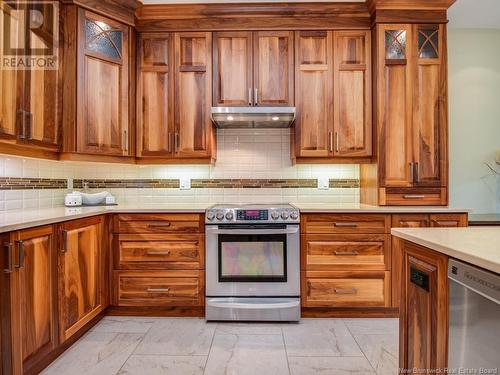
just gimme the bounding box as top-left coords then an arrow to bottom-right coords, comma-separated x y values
0,2 -> 60,155
333,31 -> 372,157
57,216 -> 106,343
213,31 -> 293,107
62,7 -> 132,159
137,33 -> 174,157
173,32 -> 214,160
399,240 -> 448,374
293,30 -> 371,161
1,226 -> 58,375
370,23 -> 448,205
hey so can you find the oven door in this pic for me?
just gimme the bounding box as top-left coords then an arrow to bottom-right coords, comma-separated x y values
205,224 -> 300,297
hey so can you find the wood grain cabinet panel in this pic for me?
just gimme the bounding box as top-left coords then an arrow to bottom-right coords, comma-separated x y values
303,271 -> 391,308
302,234 -> 390,271
1,226 -> 57,375
213,32 -> 253,106
174,32 -> 214,159
333,31 -> 371,157
293,31 -> 333,157
302,214 -> 391,234
115,214 -> 204,234
137,33 -> 174,157
399,241 -> 448,374
58,216 -> 106,343
253,31 -> 294,106
429,213 -> 467,227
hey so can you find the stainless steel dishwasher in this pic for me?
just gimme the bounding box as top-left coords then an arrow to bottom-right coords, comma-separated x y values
448,259 -> 500,372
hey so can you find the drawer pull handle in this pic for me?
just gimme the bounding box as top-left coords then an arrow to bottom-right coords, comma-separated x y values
147,223 -> 171,229
403,195 -> 425,199
333,222 -> 358,227
146,251 -> 171,256
334,251 -> 359,256
431,220 -> 457,227
334,288 -> 357,295
147,288 -> 170,293
3,243 -> 13,273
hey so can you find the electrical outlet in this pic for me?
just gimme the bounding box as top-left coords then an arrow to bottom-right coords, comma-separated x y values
317,177 -> 329,190
180,177 -> 191,190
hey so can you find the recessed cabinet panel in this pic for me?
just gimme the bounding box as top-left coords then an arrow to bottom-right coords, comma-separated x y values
213,32 -> 253,106
294,31 -> 332,157
254,31 -> 294,106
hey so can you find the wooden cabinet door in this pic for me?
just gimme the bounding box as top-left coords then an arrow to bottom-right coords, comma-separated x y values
77,10 -> 130,156
400,242 -> 448,373
294,31 -> 333,157
412,24 -> 446,187
174,32 -> 213,159
58,216 -> 105,343
137,33 -> 174,157
213,32 -> 253,107
378,25 -> 414,187
253,31 -> 293,107
2,226 -> 57,375
333,31 -> 371,157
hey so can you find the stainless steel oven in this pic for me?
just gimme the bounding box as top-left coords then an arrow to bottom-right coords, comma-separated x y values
205,204 -> 300,321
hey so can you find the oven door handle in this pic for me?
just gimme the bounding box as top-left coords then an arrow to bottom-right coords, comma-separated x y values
207,300 -> 300,309
206,227 -> 299,235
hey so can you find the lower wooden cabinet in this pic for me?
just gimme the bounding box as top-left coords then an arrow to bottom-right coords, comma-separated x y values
1,226 -> 57,375
57,216 -> 107,343
399,240 -> 449,373
302,271 -> 391,308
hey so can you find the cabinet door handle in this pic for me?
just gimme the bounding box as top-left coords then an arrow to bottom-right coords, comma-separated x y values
168,132 -> 173,153
409,162 -> 414,183
254,88 -> 258,106
15,240 -> 24,268
146,250 -> 171,256
61,230 -> 68,254
147,288 -> 170,293
123,129 -> 128,152
3,243 -> 13,273
328,131 -> 334,152
334,251 -> 359,256
333,222 -> 358,228
403,195 -> 425,200
335,132 -> 340,153
415,162 -> 420,182
175,132 -> 180,151
248,88 -> 253,106
334,288 -> 357,295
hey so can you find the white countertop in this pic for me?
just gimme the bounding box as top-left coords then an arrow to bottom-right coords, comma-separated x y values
0,203 -> 470,234
391,227 -> 500,274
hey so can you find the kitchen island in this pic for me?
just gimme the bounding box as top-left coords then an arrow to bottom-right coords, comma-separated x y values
392,227 -> 500,374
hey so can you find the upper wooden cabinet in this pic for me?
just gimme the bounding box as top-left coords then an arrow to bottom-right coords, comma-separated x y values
1,226 -> 57,375
293,30 -> 372,161
333,31 -> 372,158
0,2 -> 60,155
61,7 -> 132,159
213,31 -> 294,107
373,24 -> 447,205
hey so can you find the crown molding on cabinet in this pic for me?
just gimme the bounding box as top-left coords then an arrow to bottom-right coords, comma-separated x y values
60,0 -> 140,26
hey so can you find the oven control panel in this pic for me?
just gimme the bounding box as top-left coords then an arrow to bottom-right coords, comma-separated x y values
205,206 -> 299,224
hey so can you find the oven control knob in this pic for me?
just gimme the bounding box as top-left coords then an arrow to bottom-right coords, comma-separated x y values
206,211 -> 215,221
225,211 -> 234,220
216,211 -> 225,221
271,211 -> 280,220
281,211 -> 289,220
290,211 -> 299,220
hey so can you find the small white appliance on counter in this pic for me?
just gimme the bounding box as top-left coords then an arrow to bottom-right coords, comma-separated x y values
65,191 -> 116,206
205,204 -> 300,321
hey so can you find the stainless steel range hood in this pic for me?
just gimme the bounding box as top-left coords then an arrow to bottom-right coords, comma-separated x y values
211,107 -> 296,128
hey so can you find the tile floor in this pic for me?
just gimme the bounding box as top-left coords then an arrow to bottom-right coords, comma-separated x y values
41,317 -> 399,375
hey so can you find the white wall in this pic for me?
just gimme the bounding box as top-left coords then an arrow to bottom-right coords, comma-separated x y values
448,29 -> 500,214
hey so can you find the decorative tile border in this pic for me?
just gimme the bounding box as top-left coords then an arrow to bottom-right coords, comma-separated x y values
1,178 -> 360,190
0,178 -> 68,190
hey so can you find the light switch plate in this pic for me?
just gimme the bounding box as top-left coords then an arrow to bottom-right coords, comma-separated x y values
180,177 -> 191,190
317,177 -> 329,190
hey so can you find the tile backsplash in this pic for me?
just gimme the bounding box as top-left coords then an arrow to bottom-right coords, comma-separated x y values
0,129 -> 360,210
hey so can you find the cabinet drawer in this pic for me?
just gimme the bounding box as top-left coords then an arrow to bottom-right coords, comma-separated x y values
114,271 -> 204,307
429,214 -> 467,227
115,214 -> 203,234
302,271 -> 390,307
302,234 -> 390,271
392,214 -> 430,228
302,214 -> 390,234
115,234 -> 204,270
384,188 -> 446,206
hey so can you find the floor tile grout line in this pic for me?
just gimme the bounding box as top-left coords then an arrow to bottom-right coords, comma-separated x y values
345,321 -> 379,375
113,332 -> 148,375
281,327 -> 293,375
202,321 -> 218,375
